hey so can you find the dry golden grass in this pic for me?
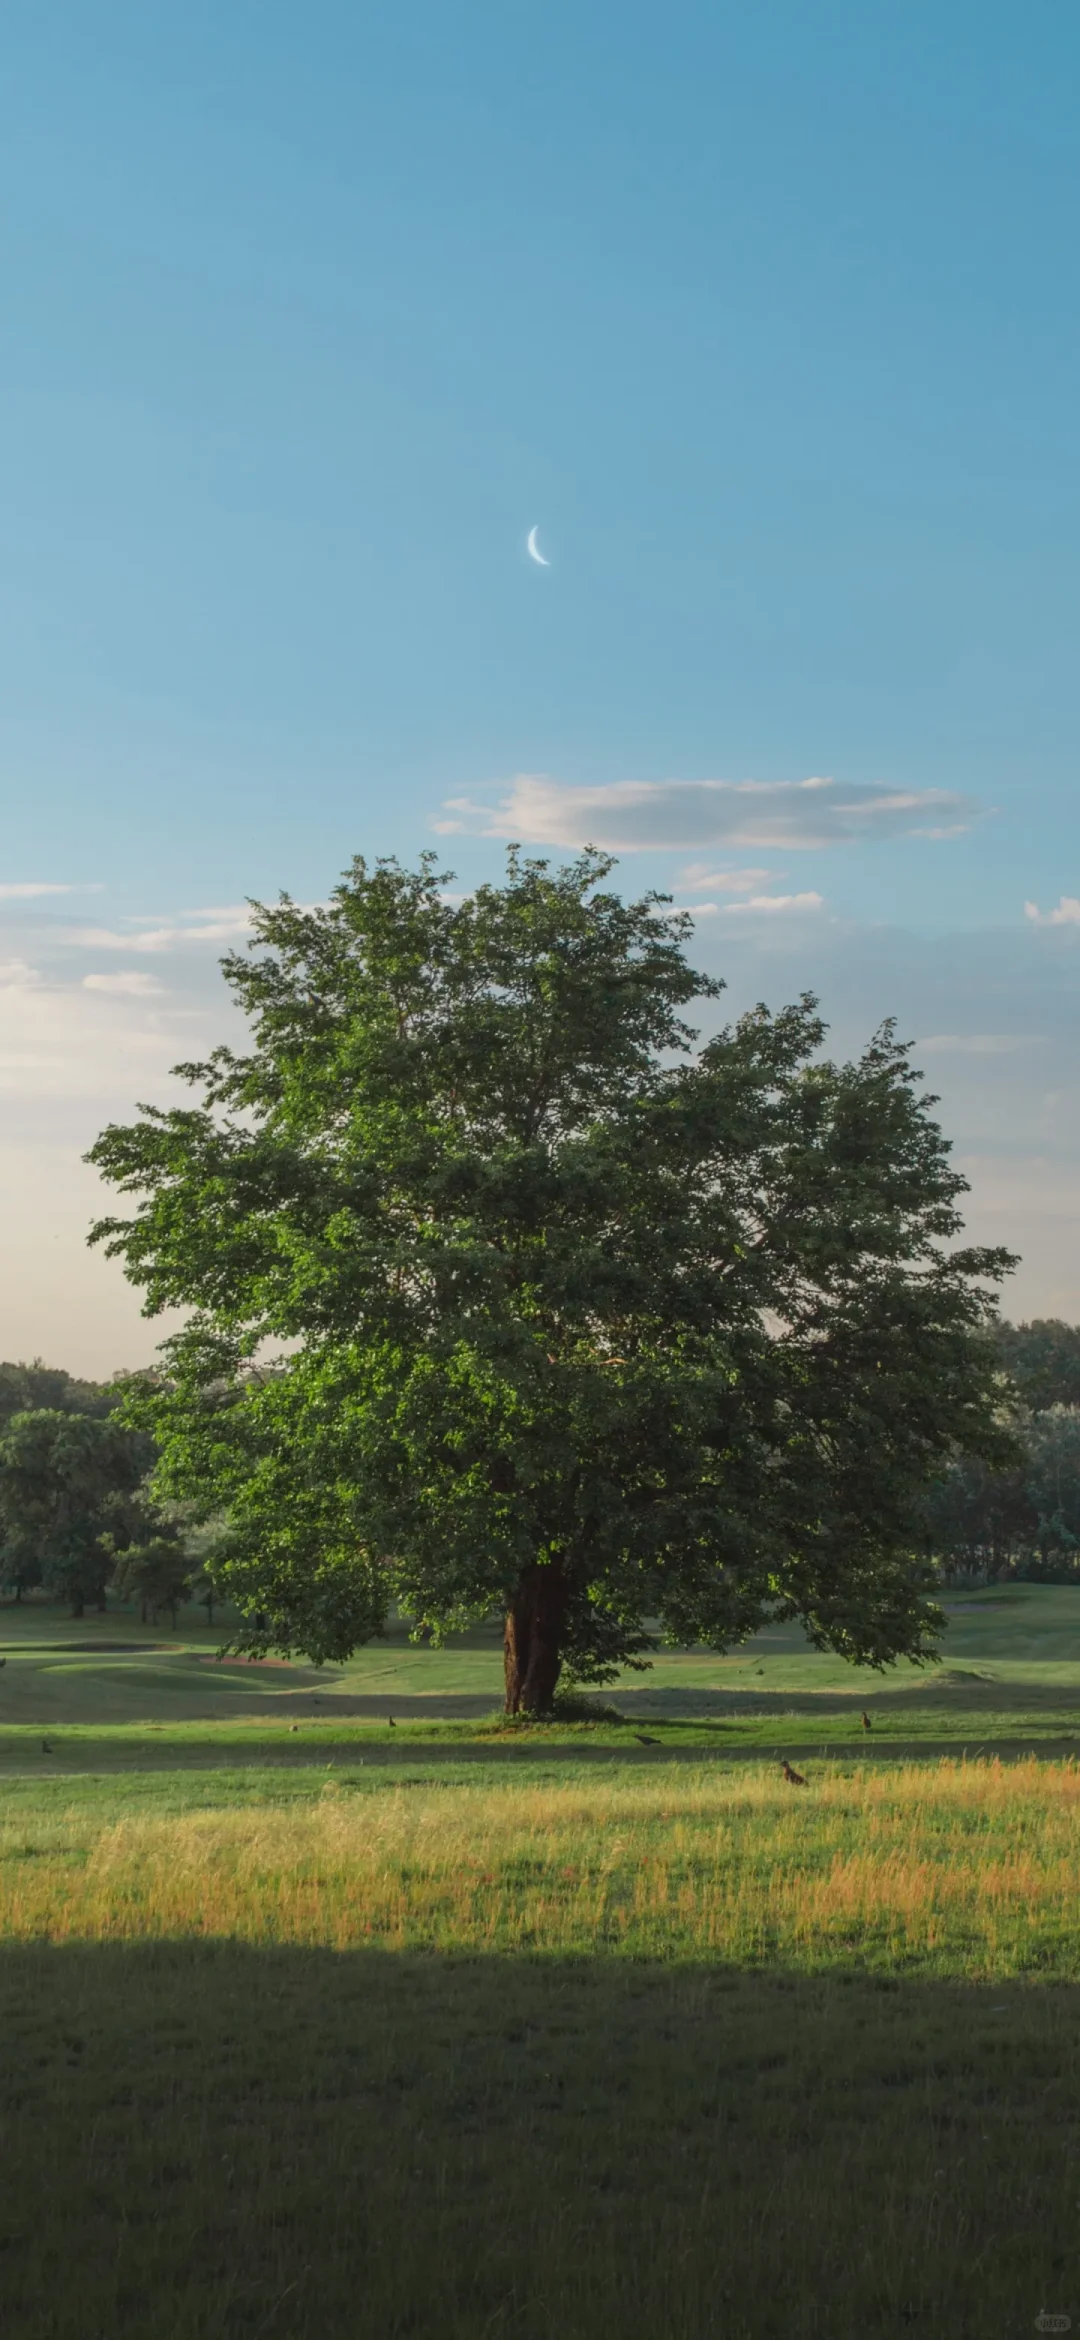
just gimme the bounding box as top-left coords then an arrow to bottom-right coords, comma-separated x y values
5,1756 -> 1079,1975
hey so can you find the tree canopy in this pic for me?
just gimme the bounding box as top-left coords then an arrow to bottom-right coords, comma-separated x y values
88,848 -> 1014,1709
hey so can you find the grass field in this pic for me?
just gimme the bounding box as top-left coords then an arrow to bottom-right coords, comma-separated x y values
2,1588 -> 1079,2336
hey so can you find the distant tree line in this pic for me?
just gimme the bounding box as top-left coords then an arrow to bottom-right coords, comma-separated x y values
0,1361 -> 219,1621
928,1319 -> 1080,1584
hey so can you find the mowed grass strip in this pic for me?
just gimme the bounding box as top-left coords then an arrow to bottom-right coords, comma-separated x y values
4,1758 -> 1080,1974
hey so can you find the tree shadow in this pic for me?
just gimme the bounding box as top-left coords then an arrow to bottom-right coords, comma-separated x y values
1,1939 -> 1075,2339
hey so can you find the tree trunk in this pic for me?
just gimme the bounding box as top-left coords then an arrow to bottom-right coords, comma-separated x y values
504,1562 -> 568,1716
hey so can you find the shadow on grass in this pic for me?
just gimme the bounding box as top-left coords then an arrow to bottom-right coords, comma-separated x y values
0,1940 -> 1076,2340
179,1677 -> 1080,1722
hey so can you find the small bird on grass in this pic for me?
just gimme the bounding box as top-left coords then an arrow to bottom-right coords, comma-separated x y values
388,1715 -> 396,1727
861,1711 -> 873,1731
780,1758 -> 807,1786
0,1656 -> 6,1668
634,1733 -> 661,1747
289,1724 -> 300,1733
41,1739 -> 53,1755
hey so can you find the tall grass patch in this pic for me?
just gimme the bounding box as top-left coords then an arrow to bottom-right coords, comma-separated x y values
4,1757 -> 1080,1975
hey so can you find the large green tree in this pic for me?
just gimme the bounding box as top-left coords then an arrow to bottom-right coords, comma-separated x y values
89,849 -> 1014,1711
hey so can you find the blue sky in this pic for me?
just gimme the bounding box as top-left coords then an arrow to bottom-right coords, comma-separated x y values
2,0 -> 1080,1368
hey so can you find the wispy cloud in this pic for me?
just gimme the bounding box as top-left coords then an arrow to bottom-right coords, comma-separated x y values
436,774 -> 978,852
126,905 -> 253,927
1025,897 -> 1080,927
0,882 -> 103,900
918,1033 -> 1048,1056
62,907 -> 253,955
722,891 -> 825,916
677,890 -> 824,919
82,971 -> 165,996
676,865 -> 778,893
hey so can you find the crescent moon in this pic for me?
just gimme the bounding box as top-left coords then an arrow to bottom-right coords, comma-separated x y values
527,526 -> 549,567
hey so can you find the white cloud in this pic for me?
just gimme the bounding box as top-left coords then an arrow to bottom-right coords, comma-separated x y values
83,971 -> 165,996
1025,896 -> 1080,927
438,774 -> 977,852
0,882 -> 102,900
722,891 -> 825,916
918,1033 -> 1048,1056
0,959 -> 38,988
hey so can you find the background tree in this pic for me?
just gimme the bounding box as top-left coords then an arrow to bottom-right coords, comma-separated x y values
107,1522 -> 193,1625
181,1512 -> 233,1625
1020,1405 -> 1080,1578
924,1450 -> 1035,1582
926,1396 -> 1080,1586
0,1409 -> 148,1616
90,849 -> 1014,1711
0,1360 -> 114,1430
991,1319 -> 1080,1411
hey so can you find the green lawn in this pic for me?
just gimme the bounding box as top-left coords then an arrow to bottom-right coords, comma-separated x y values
1,1588 -> 1079,2336
2,1582 -> 1079,1761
